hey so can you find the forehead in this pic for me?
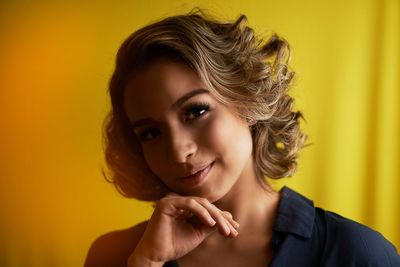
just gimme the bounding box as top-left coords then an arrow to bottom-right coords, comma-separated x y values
123,59 -> 206,121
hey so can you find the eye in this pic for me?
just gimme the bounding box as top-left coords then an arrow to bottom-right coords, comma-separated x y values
184,103 -> 210,121
136,128 -> 161,142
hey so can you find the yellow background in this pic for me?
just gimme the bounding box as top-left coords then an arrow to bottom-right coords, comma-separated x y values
1,0 -> 399,266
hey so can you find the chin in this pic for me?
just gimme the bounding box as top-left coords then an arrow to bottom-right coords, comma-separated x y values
203,182 -> 234,203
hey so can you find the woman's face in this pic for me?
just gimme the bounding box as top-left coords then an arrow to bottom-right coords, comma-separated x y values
123,58 -> 254,202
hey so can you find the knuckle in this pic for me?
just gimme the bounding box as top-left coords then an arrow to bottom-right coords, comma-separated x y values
223,211 -> 233,219
185,198 -> 196,206
210,203 -> 219,210
194,197 -> 209,205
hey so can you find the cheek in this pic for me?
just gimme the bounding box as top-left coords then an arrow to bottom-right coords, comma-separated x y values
141,144 -> 165,176
203,113 -> 253,163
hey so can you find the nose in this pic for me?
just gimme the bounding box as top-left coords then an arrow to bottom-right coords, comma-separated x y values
165,125 -> 197,163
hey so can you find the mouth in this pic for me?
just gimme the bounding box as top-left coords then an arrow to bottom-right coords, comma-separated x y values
178,162 -> 214,187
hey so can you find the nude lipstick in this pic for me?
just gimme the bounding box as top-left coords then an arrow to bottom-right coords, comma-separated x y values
178,162 -> 213,187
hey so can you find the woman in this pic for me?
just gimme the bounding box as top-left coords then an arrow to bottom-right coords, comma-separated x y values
84,10 -> 399,267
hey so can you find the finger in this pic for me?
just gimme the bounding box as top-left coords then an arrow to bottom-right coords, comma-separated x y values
170,198 -> 217,227
221,211 -> 239,237
222,211 -> 240,229
176,209 -> 193,219
165,192 -> 180,198
193,198 -> 233,237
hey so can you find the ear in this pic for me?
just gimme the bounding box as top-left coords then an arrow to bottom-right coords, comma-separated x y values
247,118 -> 257,126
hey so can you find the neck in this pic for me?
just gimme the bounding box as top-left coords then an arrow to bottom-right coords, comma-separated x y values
212,158 -> 280,241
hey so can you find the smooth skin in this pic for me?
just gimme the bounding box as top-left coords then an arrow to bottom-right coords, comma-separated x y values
122,58 -> 281,267
128,194 -> 239,267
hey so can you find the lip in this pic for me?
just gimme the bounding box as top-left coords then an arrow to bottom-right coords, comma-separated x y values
178,162 -> 214,187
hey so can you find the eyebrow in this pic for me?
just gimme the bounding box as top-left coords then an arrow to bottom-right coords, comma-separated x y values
131,88 -> 209,129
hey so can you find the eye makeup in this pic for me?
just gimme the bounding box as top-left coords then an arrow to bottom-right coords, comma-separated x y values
182,101 -> 211,122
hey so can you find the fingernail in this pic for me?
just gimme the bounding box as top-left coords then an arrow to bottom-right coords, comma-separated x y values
224,223 -> 230,235
232,228 -> 238,236
209,218 -> 216,226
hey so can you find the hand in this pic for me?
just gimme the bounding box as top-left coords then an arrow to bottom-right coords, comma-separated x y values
127,193 -> 240,266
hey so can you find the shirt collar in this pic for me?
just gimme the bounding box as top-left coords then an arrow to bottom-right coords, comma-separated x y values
273,186 -> 315,238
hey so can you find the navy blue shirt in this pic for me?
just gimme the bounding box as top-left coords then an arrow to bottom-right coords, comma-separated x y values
164,187 -> 400,266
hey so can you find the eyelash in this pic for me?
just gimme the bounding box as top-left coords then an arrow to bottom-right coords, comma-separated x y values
137,128 -> 160,142
183,102 -> 210,122
136,102 -> 211,142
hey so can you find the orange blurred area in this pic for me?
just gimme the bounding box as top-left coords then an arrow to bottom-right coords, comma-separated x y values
0,0 -> 399,266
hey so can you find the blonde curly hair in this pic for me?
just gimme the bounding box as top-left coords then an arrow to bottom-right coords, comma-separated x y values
103,9 -> 307,201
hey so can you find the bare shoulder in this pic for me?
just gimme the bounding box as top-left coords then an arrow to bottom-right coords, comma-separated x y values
84,221 -> 149,267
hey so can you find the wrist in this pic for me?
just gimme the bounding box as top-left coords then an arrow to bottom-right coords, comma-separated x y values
127,250 -> 164,267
